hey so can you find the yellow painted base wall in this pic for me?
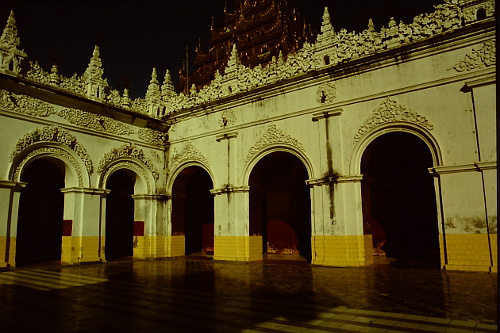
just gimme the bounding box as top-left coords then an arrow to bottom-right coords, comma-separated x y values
312,235 -> 374,267
442,234 -> 497,272
213,236 -> 263,261
0,237 -> 16,267
61,236 -> 104,264
133,236 -> 185,258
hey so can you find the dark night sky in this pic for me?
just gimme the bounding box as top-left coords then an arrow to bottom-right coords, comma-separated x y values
0,1 -> 442,98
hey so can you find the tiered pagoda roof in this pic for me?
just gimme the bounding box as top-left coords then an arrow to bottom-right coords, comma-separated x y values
178,0 -> 313,92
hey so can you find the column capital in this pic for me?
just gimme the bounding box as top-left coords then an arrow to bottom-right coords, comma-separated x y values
210,185 -> 249,195
312,109 -> 343,122
215,132 -> 238,142
0,180 -> 26,190
60,187 -> 109,195
132,194 -> 171,201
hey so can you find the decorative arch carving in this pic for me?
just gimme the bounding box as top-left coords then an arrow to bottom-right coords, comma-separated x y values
170,141 -> 209,170
97,143 -> 159,181
350,125 -> 442,176
11,145 -> 86,188
100,160 -> 152,194
354,97 -> 433,143
246,124 -> 305,162
10,125 -> 93,175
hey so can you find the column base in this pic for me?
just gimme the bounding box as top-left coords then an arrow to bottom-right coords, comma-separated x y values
312,235 -> 373,267
442,234 -> 497,272
213,236 -> 263,261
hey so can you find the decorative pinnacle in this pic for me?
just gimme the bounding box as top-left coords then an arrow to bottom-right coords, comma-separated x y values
368,18 -> 376,32
320,7 -> 335,36
150,67 -> 158,84
1,10 -> 21,50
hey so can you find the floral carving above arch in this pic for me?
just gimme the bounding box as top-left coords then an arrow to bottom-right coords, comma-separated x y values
354,98 -> 434,143
97,143 -> 159,180
246,124 -> 305,162
11,125 -> 94,174
170,141 -> 209,170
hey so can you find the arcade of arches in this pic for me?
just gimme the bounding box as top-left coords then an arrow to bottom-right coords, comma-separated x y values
0,1 -> 496,272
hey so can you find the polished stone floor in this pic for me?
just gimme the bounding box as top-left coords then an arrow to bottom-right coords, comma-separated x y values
0,257 -> 497,332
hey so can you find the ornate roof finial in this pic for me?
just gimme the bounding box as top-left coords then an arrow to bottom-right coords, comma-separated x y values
1,10 -> 21,50
146,67 -> 161,101
368,17 -> 376,32
317,7 -> 335,44
225,43 -> 241,74
320,7 -> 335,36
82,45 -> 105,99
161,69 -> 176,100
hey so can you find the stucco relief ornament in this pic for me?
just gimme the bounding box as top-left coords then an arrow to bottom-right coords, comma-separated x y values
10,125 -> 94,174
246,124 -> 305,162
170,141 -> 209,169
137,128 -> 168,147
316,81 -> 337,104
0,89 -> 54,117
453,39 -> 496,72
56,108 -> 135,136
219,110 -> 237,127
97,143 -> 159,180
354,98 -> 434,142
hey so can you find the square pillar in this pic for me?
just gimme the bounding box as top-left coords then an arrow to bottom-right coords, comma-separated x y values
60,188 -> 108,264
0,180 -> 25,268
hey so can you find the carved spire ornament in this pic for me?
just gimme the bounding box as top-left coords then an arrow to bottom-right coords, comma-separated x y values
82,45 -> 106,99
317,7 -> 335,44
354,97 -> 434,142
161,69 -> 176,100
0,10 -> 27,73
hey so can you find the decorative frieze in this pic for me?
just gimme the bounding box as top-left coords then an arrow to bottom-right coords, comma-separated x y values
97,143 -> 159,180
56,108 -> 135,136
137,128 -> 168,147
170,141 -> 209,169
354,98 -> 434,142
453,39 -> 496,72
0,89 -> 54,116
246,124 -> 305,161
11,125 -> 94,175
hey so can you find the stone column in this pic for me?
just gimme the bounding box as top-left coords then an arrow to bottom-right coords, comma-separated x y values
131,194 -> 169,259
60,187 -> 108,264
212,132 -> 259,261
0,180 -> 25,268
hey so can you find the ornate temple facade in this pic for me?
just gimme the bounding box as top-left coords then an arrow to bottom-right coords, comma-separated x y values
0,0 -> 496,272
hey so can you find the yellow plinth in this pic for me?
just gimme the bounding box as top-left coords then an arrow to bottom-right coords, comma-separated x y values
213,236 -> 262,261
443,233 -> 497,272
0,237 -> 16,267
61,236 -> 105,264
312,235 -> 374,267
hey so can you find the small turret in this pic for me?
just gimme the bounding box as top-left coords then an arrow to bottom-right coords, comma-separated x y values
161,69 -> 176,100
82,45 -> 106,99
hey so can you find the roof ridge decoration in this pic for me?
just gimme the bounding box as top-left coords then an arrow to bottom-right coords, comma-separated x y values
1,0 -> 495,117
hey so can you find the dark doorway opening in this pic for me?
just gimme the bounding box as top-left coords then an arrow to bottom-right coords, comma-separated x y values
361,132 -> 440,269
249,152 -> 311,261
171,166 -> 214,255
105,170 -> 135,260
16,158 -> 65,266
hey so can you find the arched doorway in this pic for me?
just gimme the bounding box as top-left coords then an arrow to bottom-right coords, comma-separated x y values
105,169 -> 135,260
16,158 -> 65,266
171,166 -> 214,255
361,132 -> 440,268
249,152 -> 311,261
